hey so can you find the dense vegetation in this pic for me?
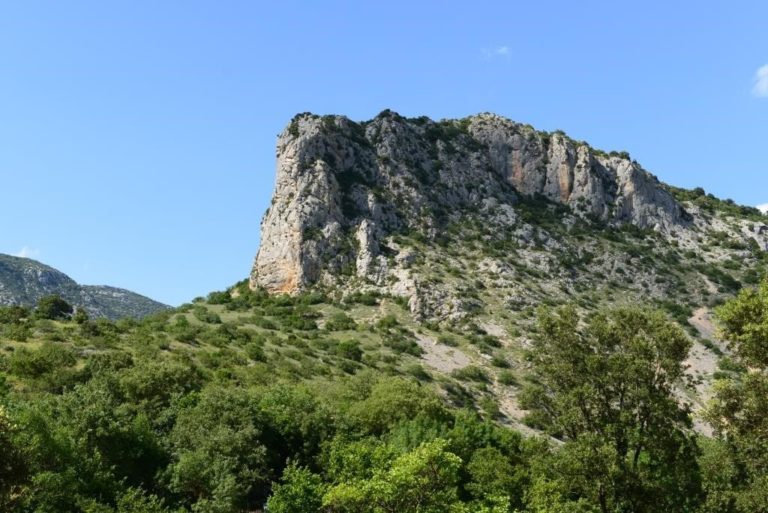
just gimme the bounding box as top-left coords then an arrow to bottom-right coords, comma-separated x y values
1,280 -> 767,512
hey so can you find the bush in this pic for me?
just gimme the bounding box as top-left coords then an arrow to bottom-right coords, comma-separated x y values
497,370 -> 517,386
451,366 -> 490,383
382,333 -> 422,356
376,315 -> 399,330
491,355 -> 510,368
325,313 -> 357,331
334,340 -> 363,362
266,463 -> 326,513
2,323 -> 31,342
207,291 -> 232,305
9,343 -> 77,379
437,334 -> 459,347
0,305 -> 30,324
192,306 -> 222,324
344,292 -> 380,306
35,295 -> 73,320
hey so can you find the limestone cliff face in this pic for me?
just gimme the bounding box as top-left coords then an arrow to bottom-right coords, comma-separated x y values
468,114 -> 687,231
251,111 -> 690,295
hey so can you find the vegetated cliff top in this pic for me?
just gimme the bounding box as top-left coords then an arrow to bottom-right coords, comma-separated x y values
0,253 -> 169,319
252,110 -> 766,306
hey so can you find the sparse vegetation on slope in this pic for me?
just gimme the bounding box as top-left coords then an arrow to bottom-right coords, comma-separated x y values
1,277 -> 768,512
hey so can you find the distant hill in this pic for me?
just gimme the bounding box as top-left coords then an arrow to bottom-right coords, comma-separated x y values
0,254 -> 169,319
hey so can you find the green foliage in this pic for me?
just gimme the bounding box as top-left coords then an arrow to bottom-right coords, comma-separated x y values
1,280 -> 766,513
9,342 -> 79,391
192,306 -> 222,324
325,312 -> 357,331
334,339 -> 362,361
2,322 -> 31,341
451,365 -> 490,383
668,185 -> 766,221
35,294 -> 74,320
345,376 -> 448,435
0,305 -> 30,324
437,334 -> 459,346
716,278 -> 768,367
323,439 -> 463,513
466,446 -> 525,508
73,307 -> 90,324
704,285 -> 768,512
0,405 -> 27,511
266,463 -> 326,513
115,488 -> 172,513
344,291 -> 380,306
166,386 -> 272,511
520,306 -> 702,513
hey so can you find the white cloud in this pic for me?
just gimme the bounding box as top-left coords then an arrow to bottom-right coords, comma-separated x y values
14,246 -> 41,259
757,204 -> 768,214
752,64 -> 768,97
482,46 -> 511,61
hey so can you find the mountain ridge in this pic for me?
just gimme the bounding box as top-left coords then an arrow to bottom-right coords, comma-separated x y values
251,111 -> 767,320
0,253 -> 169,319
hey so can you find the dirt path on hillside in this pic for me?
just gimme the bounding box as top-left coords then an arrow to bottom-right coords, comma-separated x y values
684,307 -> 730,436
689,307 -> 717,340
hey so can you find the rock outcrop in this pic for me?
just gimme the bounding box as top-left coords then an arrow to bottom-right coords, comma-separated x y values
251,111 -> 690,296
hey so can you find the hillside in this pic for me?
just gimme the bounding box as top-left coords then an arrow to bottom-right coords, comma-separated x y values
0,254 -> 169,319
251,111 -> 768,423
1,112 -> 767,512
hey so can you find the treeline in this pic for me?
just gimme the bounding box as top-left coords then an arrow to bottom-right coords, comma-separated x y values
1,281 -> 767,512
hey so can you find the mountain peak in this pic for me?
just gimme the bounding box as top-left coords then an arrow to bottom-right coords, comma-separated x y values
252,112 -> 695,293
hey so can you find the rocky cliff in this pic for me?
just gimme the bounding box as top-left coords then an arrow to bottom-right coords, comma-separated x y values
256,112 -> 730,286
251,111 -> 768,324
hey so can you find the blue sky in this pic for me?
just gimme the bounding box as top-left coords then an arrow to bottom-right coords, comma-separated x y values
1,1 -> 766,305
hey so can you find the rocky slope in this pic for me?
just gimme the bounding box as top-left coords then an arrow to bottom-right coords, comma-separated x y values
249,110 -> 768,429
0,254 -> 169,319
252,111 -> 765,315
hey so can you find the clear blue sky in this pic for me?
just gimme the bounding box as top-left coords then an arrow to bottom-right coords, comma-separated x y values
1,1 -> 766,306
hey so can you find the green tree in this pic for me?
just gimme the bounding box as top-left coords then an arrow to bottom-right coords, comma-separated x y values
0,305 -> 30,324
322,438 -> 463,513
115,488 -> 172,513
35,294 -> 74,320
520,306 -> 701,513
716,277 -> 768,368
0,405 -> 27,511
74,307 -> 90,324
266,462 -> 326,513
166,386 -> 271,512
704,279 -> 768,512
465,446 -> 521,508
344,376 -> 449,435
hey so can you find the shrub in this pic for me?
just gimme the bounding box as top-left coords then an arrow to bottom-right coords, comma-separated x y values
437,335 -> 459,347
335,340 -> 363,362
376,315 -> 399,330
192,306 -> 221,324
451,366 -> 490,383
325,313 -> 357,331
35,295 -> 73,320
0,305 -> 30,324
497,370 -> 517,386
